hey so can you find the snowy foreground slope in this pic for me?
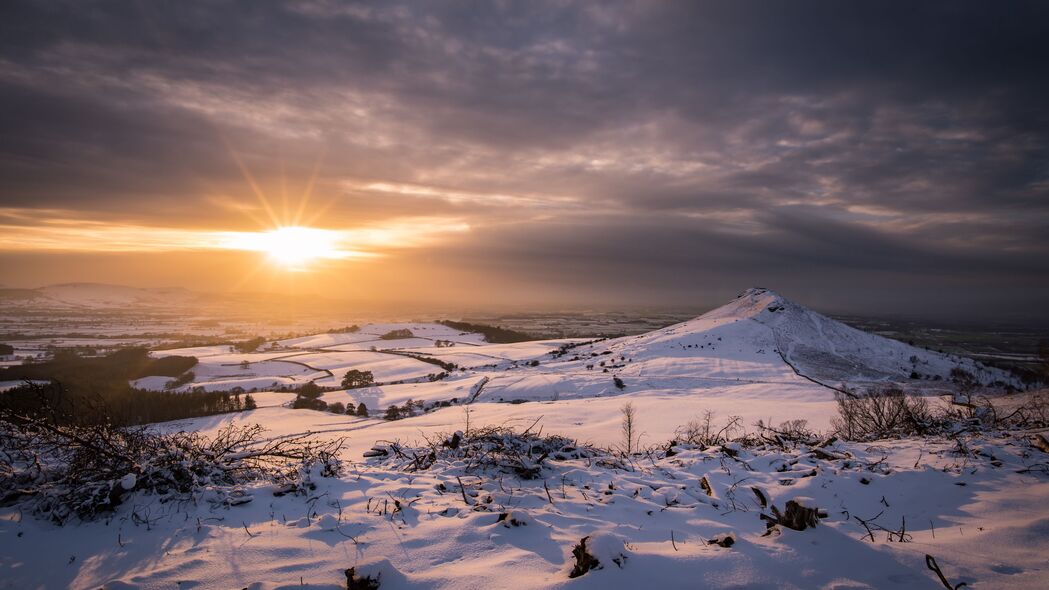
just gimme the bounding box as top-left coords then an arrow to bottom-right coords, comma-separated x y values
1,289 -> 1046,589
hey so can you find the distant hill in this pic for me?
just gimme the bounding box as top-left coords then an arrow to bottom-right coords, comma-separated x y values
0,283 -> 201,310
0,282 -> 344,312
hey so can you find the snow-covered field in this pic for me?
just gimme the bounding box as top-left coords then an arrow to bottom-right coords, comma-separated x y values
1,289 -> 1045,589
136,324 -> 558,394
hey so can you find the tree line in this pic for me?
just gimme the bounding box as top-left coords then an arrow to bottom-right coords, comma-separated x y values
0,348 -> 254,426
435,320 -> 536,343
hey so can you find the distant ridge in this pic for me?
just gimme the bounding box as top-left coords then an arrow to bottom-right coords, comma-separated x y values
0,283 -> 335,311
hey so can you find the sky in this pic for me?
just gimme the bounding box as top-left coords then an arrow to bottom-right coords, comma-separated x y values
1,1 -> 1048,319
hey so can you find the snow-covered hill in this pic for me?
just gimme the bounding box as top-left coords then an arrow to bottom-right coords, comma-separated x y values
605,287 -> 1016,388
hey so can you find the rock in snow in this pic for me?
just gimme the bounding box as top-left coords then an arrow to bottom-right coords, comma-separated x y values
118,474 -> 136,491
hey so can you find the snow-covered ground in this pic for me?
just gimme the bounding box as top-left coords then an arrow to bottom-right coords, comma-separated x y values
1,288 -> 1044,589
2,406 -> 1046,589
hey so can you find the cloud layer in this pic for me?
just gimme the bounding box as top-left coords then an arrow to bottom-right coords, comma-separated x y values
1,1 -> 1047,318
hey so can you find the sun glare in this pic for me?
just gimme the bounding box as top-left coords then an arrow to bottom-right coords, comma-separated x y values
264,226 -> 343,269
221,226 -> 347,270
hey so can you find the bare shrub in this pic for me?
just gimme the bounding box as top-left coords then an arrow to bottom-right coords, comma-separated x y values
0,396 -> 344,523
832,387 -> 931,440
675,410 -> 743,446
755,418 -> 815,446
1016,390 -> 1049,426
981,390 -> 1049,429
366,425 -> 595,479
776,419 -> 813,440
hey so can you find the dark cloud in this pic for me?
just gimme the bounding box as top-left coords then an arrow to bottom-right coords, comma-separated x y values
0,0 -> 1047,318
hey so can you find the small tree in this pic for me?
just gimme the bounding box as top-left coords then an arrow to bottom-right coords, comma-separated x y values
239,360 -> 250,370
292,396 -> 327,411
342,369 -> 375,389
613,376 -> 625,390
355,402 -> 369,417
384,405 -> 402,420
292,381 -> 326,411
244,394 -> 257,410
298,381 -> 322,400
233,337 -> 266,353
621,402 -> 637,454
402,398 -> 417,417
327,402 -> 346,414
165,371 -> 195,390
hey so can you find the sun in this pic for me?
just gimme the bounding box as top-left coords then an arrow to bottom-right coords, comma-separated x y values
221,226 -> 347,271
249,227 -> 339,270
261,226 -> 343,270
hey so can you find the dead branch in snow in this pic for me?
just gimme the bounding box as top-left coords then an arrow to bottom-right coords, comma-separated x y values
926,554 -> 968,589
761,499 -> 826,531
